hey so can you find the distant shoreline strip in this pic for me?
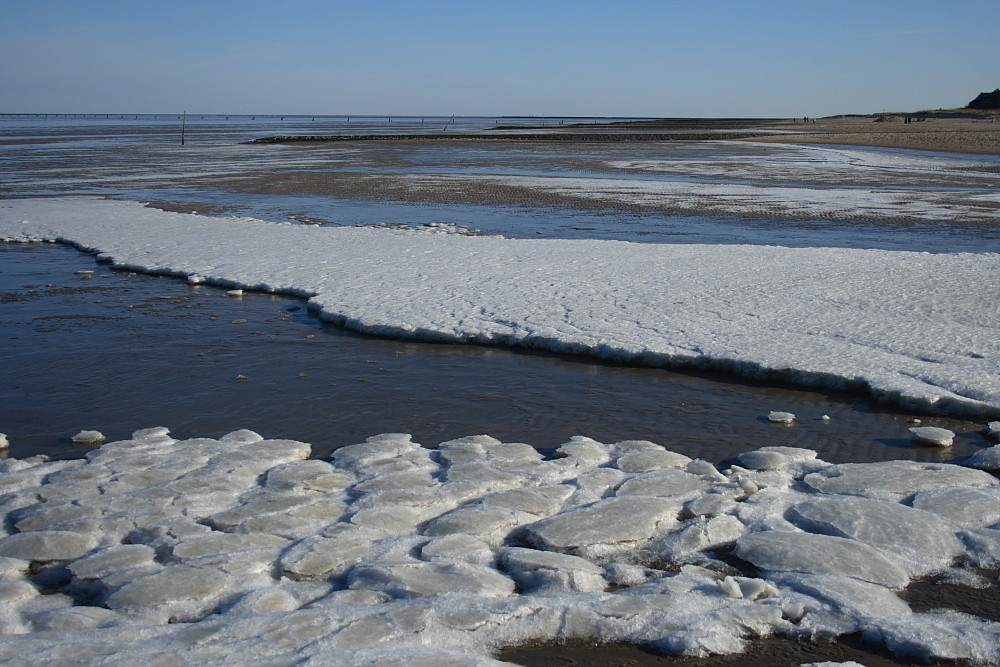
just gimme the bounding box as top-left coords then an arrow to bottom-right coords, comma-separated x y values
247,132 -> 774,144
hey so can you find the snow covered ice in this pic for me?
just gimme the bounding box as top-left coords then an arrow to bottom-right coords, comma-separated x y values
2,197 -> 998,419
1,428 -> 1000,664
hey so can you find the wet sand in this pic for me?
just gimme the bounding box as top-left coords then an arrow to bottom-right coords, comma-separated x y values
745,114 -> 1000,156
249,113 -> 1000,156
498,633 -> 971,667
500,566 -> 1000,666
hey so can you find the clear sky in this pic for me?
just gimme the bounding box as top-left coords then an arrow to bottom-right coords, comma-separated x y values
2,0 -> 997,118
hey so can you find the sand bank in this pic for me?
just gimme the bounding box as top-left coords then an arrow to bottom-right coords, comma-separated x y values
748,114 -> 1000,156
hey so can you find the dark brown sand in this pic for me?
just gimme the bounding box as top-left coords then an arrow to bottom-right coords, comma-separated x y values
746,114 -> 1000,156
498,634 -> 956,667
249,113 -> 1000,156
499,568 -> 1000,666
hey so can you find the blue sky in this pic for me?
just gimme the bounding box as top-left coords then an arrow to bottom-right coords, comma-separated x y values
1,0 -> 997,117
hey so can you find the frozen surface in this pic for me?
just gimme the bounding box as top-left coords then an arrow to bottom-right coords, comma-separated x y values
2,197 -> 998,419
1,428 -> 999,664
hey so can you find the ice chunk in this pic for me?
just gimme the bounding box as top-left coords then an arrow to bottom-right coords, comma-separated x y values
687,493 -> 737,517
737,477 -> 760,495
219,428 -> 263,444
966,445 -> 1000,472
685,459 -> 728,482
738,450 -> 790,470
331,433 -> 420,472
767,411 -> 795,424
523,496 -> 679,554
737,446 -> 816,472
571,467 -> 628,501
349,505 -> 423,536
424,505 -> 529,541
170,533 -> 289,561
554,436 -> 611,464
909,426 -> 955,446
0,556 -> 29,579
735,531 -> 910,588
480,485 -> 574,516
265,460 -> 353,493
435,437 -> 491,464
654,514 -> 747,560
959,527 -> 1000,567
803,461 -> 998,500
68,544 -> 157,580
770,572 -> 912,620
131,426 -> 173,442
13,503 -> 102,532
206,492 -> 315,531
353,471 -> 435,494
30,606 -> 118,631
499,547 -> 606,594
616,448 -> 691,473
71,430 -> 105,445
0,531 -> 98,562
420,534 -> 495,566
105,565 -> 229,617
615,468 -> 711,499
870,610 -> 1000,665
788,496 -> 962,575
910,487 -> 1000,527
440,462 -> 523,493
984,421 -> 1000,443
603,562 -> 659,588
737,577 -> 777,601
280,533 -> 372,579
347,561 -> 515,598
0,580 -> 37,605
717,575 -> 742,598
224,588 -> 300,616
488,442 -> 543,462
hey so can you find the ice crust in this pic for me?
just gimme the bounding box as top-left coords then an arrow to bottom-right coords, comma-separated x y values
1,429 -> 1000,664
2,197 -> 999,419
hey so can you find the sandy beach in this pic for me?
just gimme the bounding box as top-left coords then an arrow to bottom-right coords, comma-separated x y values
247,112 -> 1000,158
745,113 -> 1000,157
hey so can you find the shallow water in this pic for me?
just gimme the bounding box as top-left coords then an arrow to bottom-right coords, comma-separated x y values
2,243 -> 990,464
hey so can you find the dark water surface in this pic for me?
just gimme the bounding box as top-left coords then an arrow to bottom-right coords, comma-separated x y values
2,243 -> 991,464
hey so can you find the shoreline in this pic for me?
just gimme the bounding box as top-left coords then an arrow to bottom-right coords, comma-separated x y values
247,113 -> 1000,156
748,114 -> 1000,156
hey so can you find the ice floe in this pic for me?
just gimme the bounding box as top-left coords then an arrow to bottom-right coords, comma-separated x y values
1,197 -> 998,419
1,428 -> 999,664
767,411 -> 796,424
909,425 -> 955,447
71,430 -> 106,445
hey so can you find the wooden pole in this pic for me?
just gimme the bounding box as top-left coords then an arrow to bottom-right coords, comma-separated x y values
180,110 -> 187,146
